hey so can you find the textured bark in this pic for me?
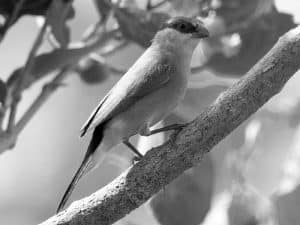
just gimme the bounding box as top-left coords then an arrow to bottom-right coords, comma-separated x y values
40,26 -> 300,225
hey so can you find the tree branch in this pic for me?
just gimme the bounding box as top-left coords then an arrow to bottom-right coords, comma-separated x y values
40,26 -> 300,225
6,15 -> 48,132
0,0 -> 26,43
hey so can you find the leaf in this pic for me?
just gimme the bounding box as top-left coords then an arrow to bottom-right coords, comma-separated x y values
215,0 -> 273,27
149,155 -> 214,225
114,7 -> 169,47
77,55 -> 109,84
204,10 -> 296,76
0,0 -> 52,19
47,0 -> 75,48
6,41 -> 101,90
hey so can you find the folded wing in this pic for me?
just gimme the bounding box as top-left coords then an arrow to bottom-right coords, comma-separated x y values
80,56 -> 174,137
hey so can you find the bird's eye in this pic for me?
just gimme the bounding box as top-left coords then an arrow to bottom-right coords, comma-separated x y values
179,23 -> 186,30
173,21 -> 195,33
163,17 -> 199,34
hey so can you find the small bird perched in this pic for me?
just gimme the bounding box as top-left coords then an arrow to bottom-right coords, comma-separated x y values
57,16 -> 209,213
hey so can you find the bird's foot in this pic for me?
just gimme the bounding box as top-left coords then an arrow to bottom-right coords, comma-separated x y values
131,155 -> 143,165
147,123 -> 186,136
123,140 -> 144,160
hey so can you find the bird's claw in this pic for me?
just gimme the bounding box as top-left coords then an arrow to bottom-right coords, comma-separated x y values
131,156 -> 142,165
172,123 -> 185,131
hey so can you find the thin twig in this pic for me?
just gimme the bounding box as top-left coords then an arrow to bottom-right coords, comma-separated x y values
0,0 -> 26,43
0,1 -> 121,153
7,19 -> 118,136
47,31 -> 61,49
0,107 -> 5,131
107,64 -> 126,75
6,100 -> 19,132
19,20 -> 48,89
101,40 -> 129,57
6,20 -> 48,132
15,67 -> 71,134
82,21 -> 103,42
91,28 -> 120,48
1,67 -> 71,152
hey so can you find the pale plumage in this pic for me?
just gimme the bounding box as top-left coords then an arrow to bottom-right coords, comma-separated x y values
80,49 -> 172,137
57,17 -> 209,213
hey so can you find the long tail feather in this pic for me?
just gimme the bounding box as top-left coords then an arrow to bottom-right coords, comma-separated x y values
56,125 -> 105,213
56,153 -> 93,213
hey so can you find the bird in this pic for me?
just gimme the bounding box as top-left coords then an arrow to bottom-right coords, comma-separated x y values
56,16 -> 209,213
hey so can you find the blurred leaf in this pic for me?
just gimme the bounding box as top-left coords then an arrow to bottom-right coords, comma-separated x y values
228,184 -> 274,225
216,0 -> 274,27
114,7 -> 169,47
77,55 -> 109,84
275,184 -> 300,225
47,0 -> 74,48
166,0 -> 203,16
150,155 -> 214,225
205,10 -> 296,76
7,42 -> 101,90
0,0 -> 52,19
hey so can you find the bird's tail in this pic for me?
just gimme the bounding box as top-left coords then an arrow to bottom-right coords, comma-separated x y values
56,125 -> 107,213
56,151 -> 93,213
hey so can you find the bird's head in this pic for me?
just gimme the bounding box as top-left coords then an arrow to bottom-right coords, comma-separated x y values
153,17 -> 209,52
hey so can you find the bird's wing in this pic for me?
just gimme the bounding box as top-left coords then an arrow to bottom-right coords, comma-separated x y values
80,58 -> 174,137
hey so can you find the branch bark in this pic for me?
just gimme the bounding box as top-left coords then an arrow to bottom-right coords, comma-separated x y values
40,26 -> 300,225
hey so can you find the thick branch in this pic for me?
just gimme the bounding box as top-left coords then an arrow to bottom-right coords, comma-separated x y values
40,26 -> 300,225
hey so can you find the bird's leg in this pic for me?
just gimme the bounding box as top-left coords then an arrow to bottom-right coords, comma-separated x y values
123,140 -> 144,159
143,123 -> 185,136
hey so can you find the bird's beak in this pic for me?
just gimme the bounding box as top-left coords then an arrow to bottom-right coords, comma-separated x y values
192,25 -> 209,39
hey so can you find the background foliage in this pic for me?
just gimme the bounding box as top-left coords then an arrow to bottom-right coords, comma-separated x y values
0,0 -> 300,225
